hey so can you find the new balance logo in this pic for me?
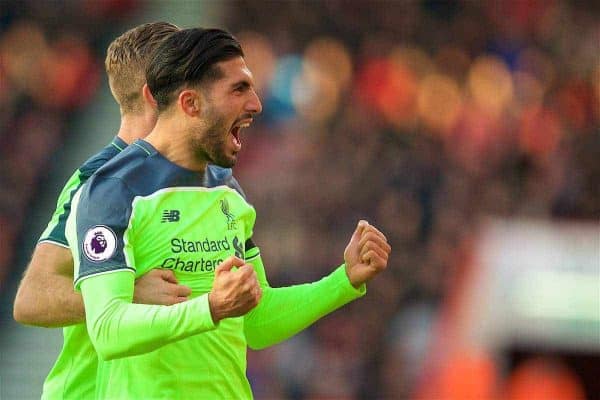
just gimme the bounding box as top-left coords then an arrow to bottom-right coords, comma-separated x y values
161,210 -> 180,223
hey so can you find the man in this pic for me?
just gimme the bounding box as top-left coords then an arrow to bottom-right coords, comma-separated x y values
69,28 -> 391,398
12,22 -> 190,399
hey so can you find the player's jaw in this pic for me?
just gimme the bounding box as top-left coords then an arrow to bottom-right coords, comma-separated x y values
197,113 -> 253,168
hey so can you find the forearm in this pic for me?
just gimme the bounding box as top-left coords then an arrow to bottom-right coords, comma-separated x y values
244,257 -> 365,350
13,243 -> 84,327
14,271 -> 84,327
81,271 -> 216,360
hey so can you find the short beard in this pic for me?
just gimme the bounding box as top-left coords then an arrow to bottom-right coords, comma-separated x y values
193,114 -> 236,168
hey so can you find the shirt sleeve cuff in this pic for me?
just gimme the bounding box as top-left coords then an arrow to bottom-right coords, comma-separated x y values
333,263 -> 367,298
195,293 -> 219,329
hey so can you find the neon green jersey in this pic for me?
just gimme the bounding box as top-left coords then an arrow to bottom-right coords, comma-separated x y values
67,140 -> 365,399
40,136 -> 127,400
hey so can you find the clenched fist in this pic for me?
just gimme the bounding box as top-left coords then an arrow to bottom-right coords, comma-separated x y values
344,220 -> 391,288
208,256 -> 262,323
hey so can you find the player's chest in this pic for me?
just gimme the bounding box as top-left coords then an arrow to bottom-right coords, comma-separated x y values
125,189 -> 254,289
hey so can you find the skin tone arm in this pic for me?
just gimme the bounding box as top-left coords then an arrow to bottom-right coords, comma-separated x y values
13,242 -> 191,327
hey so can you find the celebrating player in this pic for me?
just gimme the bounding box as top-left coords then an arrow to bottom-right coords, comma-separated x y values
68,27 -> 391,398
12,22 -> 189,400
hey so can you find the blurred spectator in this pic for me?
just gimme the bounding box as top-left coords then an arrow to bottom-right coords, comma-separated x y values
0,1 -> 144,288
226,0 -> 599,397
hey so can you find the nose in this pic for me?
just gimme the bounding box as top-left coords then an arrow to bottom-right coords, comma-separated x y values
246,90 -> 262,115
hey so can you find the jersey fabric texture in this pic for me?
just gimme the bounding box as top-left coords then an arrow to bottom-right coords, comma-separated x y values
40,136 -> 127,400
67,139 -> 366,399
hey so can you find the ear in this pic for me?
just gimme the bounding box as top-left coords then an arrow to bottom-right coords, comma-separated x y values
142,84 -> 157,108
178,89 -> 202,117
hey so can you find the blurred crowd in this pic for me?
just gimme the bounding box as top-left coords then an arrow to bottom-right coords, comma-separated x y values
226,1 -> 599,398
0,1 -> 140,286
0,0 -> 598,399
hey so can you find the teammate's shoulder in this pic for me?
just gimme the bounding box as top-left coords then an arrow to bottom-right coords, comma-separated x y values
78,138 -> 124,178
92,140 -> 150,181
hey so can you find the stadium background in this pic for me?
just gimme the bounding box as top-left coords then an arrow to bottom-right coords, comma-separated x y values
0,0 -> 598,399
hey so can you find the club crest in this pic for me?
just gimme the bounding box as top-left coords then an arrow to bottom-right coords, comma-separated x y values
220,198 -> 237,230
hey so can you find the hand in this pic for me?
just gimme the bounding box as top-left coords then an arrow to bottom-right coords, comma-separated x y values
133,269 -> 191,306
344,220 -> 391,288
208,256 -> 262,323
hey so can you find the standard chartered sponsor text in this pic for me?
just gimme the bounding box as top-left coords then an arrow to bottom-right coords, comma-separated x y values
171,237 -> 231,253
161,237 -> 231,272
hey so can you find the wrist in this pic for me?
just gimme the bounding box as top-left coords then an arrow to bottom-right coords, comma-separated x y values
343,262 -> 362,289
335,264 -> 367,297
207,292 -> 222,324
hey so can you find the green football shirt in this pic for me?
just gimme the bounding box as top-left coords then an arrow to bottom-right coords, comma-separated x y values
40,136 -> 127,400
67,139 -> 365,399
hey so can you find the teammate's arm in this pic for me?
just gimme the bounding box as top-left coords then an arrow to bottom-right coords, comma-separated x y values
13,167 -> 192,327
14,243 -> 83,327
13,243 -> 192,327
244,221 -> 390,349
14,170 -> 86,326
80,257 -> 260,360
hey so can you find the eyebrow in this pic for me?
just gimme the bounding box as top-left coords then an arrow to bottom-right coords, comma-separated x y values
231,80 -> 252,90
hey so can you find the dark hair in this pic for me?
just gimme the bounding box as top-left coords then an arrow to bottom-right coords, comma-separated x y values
146,28 -> 244,112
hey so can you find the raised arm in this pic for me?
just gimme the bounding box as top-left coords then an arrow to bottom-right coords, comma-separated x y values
243,256 -> 365,349
244,220 -> 390,349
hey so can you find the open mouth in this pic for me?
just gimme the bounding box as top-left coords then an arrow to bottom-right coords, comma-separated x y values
230,120 -> 252,149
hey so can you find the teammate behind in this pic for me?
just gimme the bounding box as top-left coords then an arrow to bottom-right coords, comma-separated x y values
12,22 -> 188,400
68,27 -> 391,398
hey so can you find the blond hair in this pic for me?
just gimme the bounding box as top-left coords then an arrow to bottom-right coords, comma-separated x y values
105,22 -> 179,114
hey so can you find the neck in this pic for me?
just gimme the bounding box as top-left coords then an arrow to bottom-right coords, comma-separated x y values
116,110 -> 156,145
144,114 -> 209,173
